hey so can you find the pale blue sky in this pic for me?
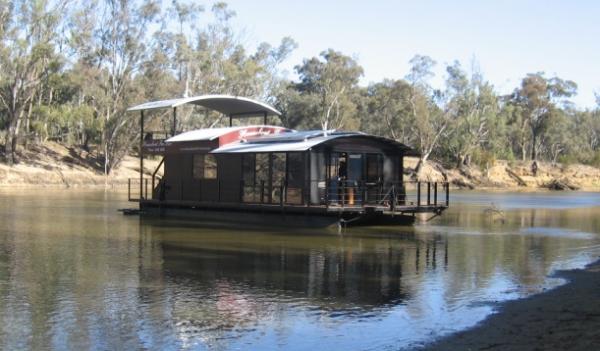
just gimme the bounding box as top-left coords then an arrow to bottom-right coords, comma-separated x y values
222,0 -> 599,108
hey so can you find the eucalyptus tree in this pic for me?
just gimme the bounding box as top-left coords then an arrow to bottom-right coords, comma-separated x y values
361,79 -> 412,143
404,55 -> 448,173
0,0 -> 67,164
156,2 -> 296,128
442,61 -> 498,168
511,73 -> 577,161
68,0 -> 161,174
278,49 -> 363,131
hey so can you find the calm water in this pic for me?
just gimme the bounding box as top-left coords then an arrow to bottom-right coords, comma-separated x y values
0,189 -> 599,350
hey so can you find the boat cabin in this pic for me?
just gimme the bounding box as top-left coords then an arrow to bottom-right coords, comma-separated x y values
127,95 -> 448,226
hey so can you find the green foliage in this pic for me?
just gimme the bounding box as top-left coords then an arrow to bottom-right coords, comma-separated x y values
277,49 -> 363,131
557,154 -> 578,166
471,149 -> 496,171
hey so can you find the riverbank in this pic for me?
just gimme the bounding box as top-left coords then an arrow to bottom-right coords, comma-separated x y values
0,142 -> 160,188
406,157 -> 600,191
1,142 -> 600,190
423,258 -> 600,351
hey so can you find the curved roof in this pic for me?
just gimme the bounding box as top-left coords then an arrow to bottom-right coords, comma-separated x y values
127,94 -> 281,116
210,130 -> 419,156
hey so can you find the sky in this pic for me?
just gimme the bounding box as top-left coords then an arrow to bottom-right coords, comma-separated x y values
221,0 -> 600,108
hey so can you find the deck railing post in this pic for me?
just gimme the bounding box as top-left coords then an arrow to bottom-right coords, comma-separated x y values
139,110 -> 144,203
417,181 -> 421,207
446,182 -> 450,206
427,182 -> 431,206
391,185 -> 396,211
144,178 -> 148,200
240,180 -> 244,202
128,178 -> 131,201
434,182 -> 438,206
341,180 -> 346,207
260,180 -> 265,204
280,184 -> 284,207
362,181 -> 366,205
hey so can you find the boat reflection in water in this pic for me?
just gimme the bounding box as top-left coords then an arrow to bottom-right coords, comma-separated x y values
138,222 -> 451,349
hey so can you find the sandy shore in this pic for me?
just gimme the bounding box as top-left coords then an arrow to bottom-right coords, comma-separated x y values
422,258 -> 600,351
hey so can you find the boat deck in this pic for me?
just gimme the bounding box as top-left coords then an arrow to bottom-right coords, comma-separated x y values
137,198 -> 447,216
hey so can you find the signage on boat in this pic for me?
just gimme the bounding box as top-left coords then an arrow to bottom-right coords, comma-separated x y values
143,138 -> 167,155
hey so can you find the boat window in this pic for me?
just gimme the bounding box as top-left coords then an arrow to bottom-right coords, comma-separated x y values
204,154 -> 217,179
271,153 -> 286,203
347,154 -> 363,182
192,154 -> 217,179
366,154 -> 383,182
287,153 -> 304,187
271,153 -> 286,186
242,154 -> 256,202
286,153 -> 304,204
255,153 -> 269,185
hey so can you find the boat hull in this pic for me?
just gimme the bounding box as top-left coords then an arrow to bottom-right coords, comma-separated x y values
138,202 -> 417,228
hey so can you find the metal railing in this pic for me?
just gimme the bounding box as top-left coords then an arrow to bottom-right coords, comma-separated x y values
324,181 -> 449,210
127,177 -> 449,212
128,178 -> 151,201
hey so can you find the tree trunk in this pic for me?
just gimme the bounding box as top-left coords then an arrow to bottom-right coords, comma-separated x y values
531,133 -> 537,160
5,119 -> 18,165
415,153 -> 430,178
104,141 -> 110,175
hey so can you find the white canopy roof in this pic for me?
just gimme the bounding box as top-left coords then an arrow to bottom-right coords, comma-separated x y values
127,94 -> 281,116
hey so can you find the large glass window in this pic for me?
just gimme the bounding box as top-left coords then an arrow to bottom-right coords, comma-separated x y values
255,153 -> 269,187
242,154 -> 256,202
286,153 -> 304,204
242,153 -> 295,204
271,153 -> 286,203
347,154 -> 363,182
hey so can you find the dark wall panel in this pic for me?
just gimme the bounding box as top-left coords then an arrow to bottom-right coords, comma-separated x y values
218,154 -> 242,202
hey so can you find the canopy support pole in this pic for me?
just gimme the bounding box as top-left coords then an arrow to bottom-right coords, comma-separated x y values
140,110 -> 144,200
229,114 -> 232,127
263,111 -> 267,125
172,107 -> 177,136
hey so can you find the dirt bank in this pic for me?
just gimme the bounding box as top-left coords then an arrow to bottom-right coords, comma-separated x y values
1,143 -> 599,191
0,142 -> 160,188
422,258 -> 600,351
405,157 -> 600,191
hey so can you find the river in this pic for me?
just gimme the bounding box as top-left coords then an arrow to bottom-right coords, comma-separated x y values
0,189 -> 599,350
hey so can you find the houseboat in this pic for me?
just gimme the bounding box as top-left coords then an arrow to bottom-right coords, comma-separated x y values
127,95 -> 448,227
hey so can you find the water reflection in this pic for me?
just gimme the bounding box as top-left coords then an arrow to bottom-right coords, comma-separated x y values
0,190 -> 598,350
